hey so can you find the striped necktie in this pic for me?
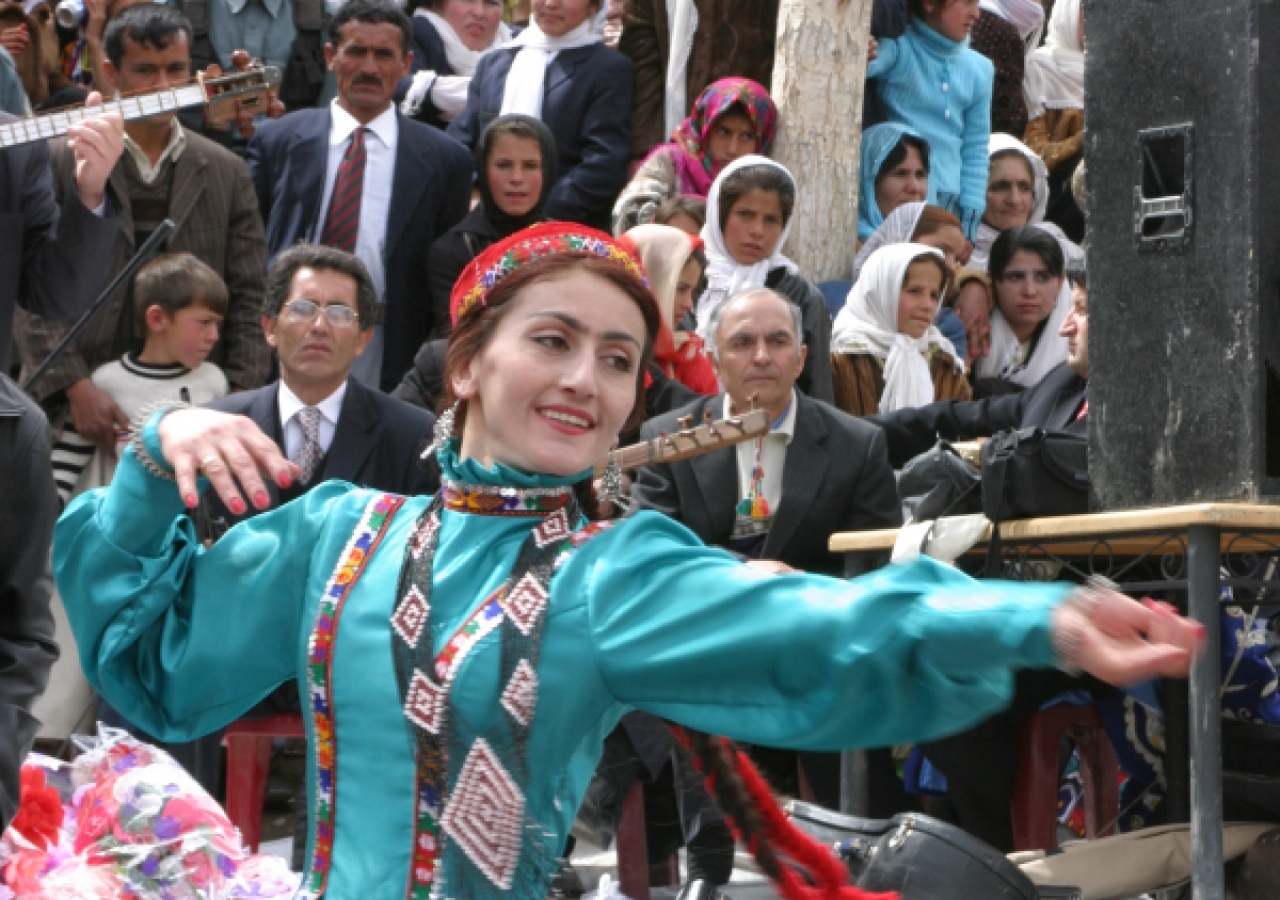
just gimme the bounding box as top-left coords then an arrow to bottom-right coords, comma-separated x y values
320,127 -> 368,254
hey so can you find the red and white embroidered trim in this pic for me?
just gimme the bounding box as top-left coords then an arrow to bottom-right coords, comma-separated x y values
505,574 -> 549,636
404,670 -> 446,735
532,508 -> 573,547
439,739 -> 526,889
500,659 -> 538,727
390,586 -> 429,648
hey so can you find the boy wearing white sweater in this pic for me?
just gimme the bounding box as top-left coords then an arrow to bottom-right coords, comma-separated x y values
52,253 -> 230,503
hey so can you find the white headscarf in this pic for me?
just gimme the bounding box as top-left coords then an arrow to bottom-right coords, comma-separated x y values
978,0 -> 1045,43
852,202 -> 925,284
415,8 -> 512,77
696,155 -> 799,338
499,4 -> 607,118
971,133 -> 1065,271
832,244 -> 960,413
973,238 -> 1073,388
663,0 -> 699,136
1022,0 -> 1084,119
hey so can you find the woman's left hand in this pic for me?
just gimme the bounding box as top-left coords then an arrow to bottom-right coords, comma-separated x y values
1054,588 -> 1205,685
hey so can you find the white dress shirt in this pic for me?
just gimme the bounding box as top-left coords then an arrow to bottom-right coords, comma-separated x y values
278,379 -> 347,463
729,389 -> 798,515
315,101 -> 398,387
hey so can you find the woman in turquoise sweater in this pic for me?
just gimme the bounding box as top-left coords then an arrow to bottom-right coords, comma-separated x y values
54,224 -> 1199,900
867,0 -> 994,240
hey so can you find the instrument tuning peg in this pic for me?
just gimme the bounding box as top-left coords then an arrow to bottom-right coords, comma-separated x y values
660,430 -> 676,449
749,393 -> 760,410
703,409 -> 720,437
678,415 -> 693,429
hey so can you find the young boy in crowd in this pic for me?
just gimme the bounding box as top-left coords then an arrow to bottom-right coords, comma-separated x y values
51,253 -> 230,503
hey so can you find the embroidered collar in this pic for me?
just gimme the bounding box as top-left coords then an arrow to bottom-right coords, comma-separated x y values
441,479 -> 575,516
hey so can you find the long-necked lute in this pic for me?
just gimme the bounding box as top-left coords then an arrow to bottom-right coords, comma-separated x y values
607,406 -> 771,472
0,65 -> 280,150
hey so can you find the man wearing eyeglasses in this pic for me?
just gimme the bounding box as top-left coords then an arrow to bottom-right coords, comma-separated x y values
204,242 -> 438,532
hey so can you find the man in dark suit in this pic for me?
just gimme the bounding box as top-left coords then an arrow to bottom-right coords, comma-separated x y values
870,270 -> 1094,852
205,243 -> 437,531
14,5 -> 271,447
624,286 -> 901,898
0,96 -> 122,372
247,0 -> 473,392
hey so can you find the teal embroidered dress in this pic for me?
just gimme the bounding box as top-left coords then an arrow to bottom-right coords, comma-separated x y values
55,424 -> 1070,900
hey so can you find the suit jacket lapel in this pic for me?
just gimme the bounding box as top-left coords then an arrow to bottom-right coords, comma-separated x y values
107,164 -> 133,249
245,385 -> 286,506
290,110 -> 330,239
1045,376 -> 1085,432
385,114 -> 434,260
167,144 -> 208,235
323,381 -> 378,483
688,395 -> 740,544
763,396 -> 831,560
545,47 -> 588,97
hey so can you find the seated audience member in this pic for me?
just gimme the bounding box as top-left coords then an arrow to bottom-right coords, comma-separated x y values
205,243 -> 438,531
399,0 -> 512,128
654,194 -> 706,234
620,224 -> 718,396
0,371 -> 60,835
970,132 -> 1082,272
51,254 -> 231,505
14,4 -> 271,452
968,0 -> 1028,138
858,123 -> 930,241
612,78 -> 776,233
427,115 -> 556,335
1022,0 -> 1085,242
247,0 -> 473,390
869,259 -> 1087,468
630,286 -> 902,892
947,266 -> 994,370
866,0 -> 992,240
449,0 -> 632,230
972,226 -> 1068,394
831,244 -> 969,418
619,0 -> 781,162
699,155 -> 833,401
867,267 -> 1092,851
853,201 -> 968,282
0,42 -> 24,114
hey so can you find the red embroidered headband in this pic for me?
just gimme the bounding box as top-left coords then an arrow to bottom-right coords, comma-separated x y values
450,222 -> 650,326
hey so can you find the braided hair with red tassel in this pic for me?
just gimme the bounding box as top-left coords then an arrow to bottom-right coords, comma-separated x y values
669,725 -> 897,900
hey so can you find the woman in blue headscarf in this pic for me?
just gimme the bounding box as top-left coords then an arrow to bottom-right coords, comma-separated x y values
858,123 -> 932,240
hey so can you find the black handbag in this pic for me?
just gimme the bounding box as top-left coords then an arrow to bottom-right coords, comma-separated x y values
897,439 -> 983,523
979,428 -> 1089,575
786,801 -> 1081,900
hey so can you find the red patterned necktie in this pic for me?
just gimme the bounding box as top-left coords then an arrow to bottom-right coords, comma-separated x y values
320,127 -> 367,254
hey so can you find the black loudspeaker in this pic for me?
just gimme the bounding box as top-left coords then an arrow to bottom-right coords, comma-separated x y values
1085,0 -> 1280,507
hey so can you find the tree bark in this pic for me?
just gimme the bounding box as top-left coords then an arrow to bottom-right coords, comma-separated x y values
771,0 -> 875,282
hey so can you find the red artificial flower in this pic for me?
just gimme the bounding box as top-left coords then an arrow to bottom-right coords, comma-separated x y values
10,767 -> 64,851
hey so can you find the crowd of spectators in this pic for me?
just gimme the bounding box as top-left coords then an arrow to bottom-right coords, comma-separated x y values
3,1 -> 1259,899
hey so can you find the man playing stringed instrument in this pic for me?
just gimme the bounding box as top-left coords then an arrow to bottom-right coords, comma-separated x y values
14,4 -> 272,459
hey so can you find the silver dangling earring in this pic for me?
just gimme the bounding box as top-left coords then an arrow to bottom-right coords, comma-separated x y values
600,449 -> 629,513
422,400 -> 460,460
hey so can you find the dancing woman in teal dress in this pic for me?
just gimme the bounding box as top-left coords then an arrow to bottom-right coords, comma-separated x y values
55,224 -> 1200,900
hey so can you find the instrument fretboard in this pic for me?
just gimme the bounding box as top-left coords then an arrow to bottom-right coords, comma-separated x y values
0,85 -> 207,149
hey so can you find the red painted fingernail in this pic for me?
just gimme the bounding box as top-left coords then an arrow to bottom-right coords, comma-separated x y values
254,490 -> 269,508
184,494 -> 197,508
230,498 -> 246,515
278,472 -> 292,489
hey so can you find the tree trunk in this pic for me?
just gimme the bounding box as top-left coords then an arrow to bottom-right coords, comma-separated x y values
771,0 -> 875,282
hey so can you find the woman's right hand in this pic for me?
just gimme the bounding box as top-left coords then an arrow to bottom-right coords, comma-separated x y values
155,409 -> 301,513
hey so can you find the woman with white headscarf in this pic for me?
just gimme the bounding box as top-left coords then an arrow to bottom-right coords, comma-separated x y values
830,244 -> 969,417
448,0 -> 632,230
973,225 -> 1071,391
400,0 -> 513,127
979,0 -> 1046,52
971,133 -> 1082,272
1022,0 -> 1085,239
698,154 -> 833,401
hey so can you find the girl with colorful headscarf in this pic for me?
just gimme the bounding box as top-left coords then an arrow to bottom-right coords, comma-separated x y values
612,77 -> 778,233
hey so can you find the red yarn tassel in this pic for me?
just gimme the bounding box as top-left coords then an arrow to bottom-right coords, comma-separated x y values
669,726 -> 897,900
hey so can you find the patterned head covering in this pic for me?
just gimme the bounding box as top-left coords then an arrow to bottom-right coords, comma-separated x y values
450,222 -> 649,326
670,78 -> 778,181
